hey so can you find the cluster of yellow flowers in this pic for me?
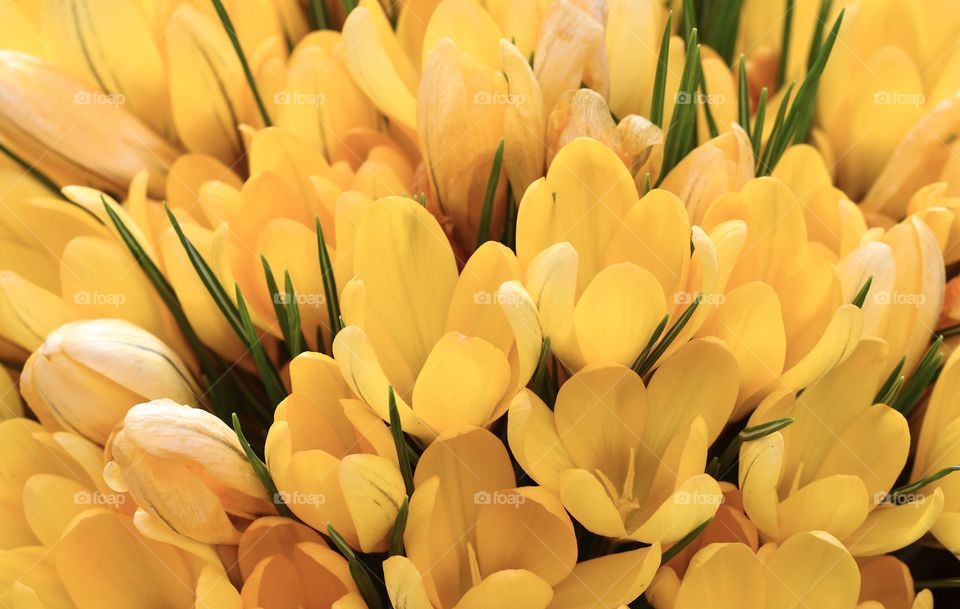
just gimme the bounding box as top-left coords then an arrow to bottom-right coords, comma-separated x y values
1,0 -> 960,607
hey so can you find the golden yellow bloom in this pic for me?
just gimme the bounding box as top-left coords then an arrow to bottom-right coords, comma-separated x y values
332,195 -> 541,441
911,346 -> 960,556
0,51 -> 178,197
226,516 -> 366,609
20,318 -> 200,445
385,426 -> 662,609
516,137 -> 720,372
647,531 -> 862,609
862,94 -> 960,220
105,399 -> 276,544
509,340 -> 738,544
266,351 -> 405,552
740,338 -> 943,555
0,418 -> 228,609
859,555 -> 935,609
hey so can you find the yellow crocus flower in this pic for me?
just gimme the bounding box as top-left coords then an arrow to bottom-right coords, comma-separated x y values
516,137 -> 720,372
0,51 -> 178,198
104,399 -> 276,545
740,338 -> 944,556
266,351 -> 405,552
0,418 -> 228,609
816,1 -> 960,200
910,346 -> 960,557
862,94 -> 960,220
20,318 -> 201,445
332,195 -> 541,441
223,516 -> 367,609
859,555 -> 935,609
508,339 -> 738,544
647,531 -> 864,609
385,426 -> 662,609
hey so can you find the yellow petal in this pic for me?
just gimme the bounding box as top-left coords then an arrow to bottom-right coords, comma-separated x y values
196,565 -> 241,609
628,475 -> 723,544
559,468 -> 628,538
739,429 -> 785,539
412,332 -> 511,431
778,474 -> 870,541
476,486 -> 577,586
574,263 -> 666,367
765,531 -> 860,609
384,555 -> 434,609
501,39 -> 546,198
606,189 -> 691,299
815,405 -> 909,504
341,4 -> 417,131
507,389 -> 576,490
674,543 -> 763,609
700,281 -> 785,404
166,6 -> 251,164
56,511 -> 199,609
845,488 -> 945,556
551,544 -> 662,609
554,365 -> 646,479
339,453 -> 405,553
453,570 -> 553,609
516,137 -> 639,290
353,196 -> 458,379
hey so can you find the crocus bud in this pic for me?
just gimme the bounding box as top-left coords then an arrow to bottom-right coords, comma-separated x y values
20,319 -> 201,445
0,51 -> 178,198
104,399 -> 276,545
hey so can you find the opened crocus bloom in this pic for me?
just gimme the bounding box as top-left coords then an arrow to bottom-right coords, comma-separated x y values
509,339 -> 738,544
740,338 -> 944,555
332,195 -> 540,441
385,426 -> 661,609
266,351 -> 405,551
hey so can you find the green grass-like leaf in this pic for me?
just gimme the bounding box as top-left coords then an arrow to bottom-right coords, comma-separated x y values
737,55 -> 751,140
777,0 -> 796,88
851,276 -> 873,308
658,28 -> 702,183
388,386 -> 415,495
650,12 -> 674,128
389,497 -> 409,557
210,0 -> 272,127
893,336 -> 943,417
751,86 -> 769,161
315,217 -> 343,344
232,413 -> 294,517
327,523 -> 384,609
634,293 -> 702,377
662,518 -> 712,563
234,285 -> 287,406
476,139 -> 505,249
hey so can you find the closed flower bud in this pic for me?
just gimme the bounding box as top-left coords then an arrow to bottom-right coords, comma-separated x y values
104,399 -> 276,545
21,319 -> 201,445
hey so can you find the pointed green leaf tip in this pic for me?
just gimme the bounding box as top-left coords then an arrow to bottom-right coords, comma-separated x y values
232,413 -> 294,518
476,139 -> 505,249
